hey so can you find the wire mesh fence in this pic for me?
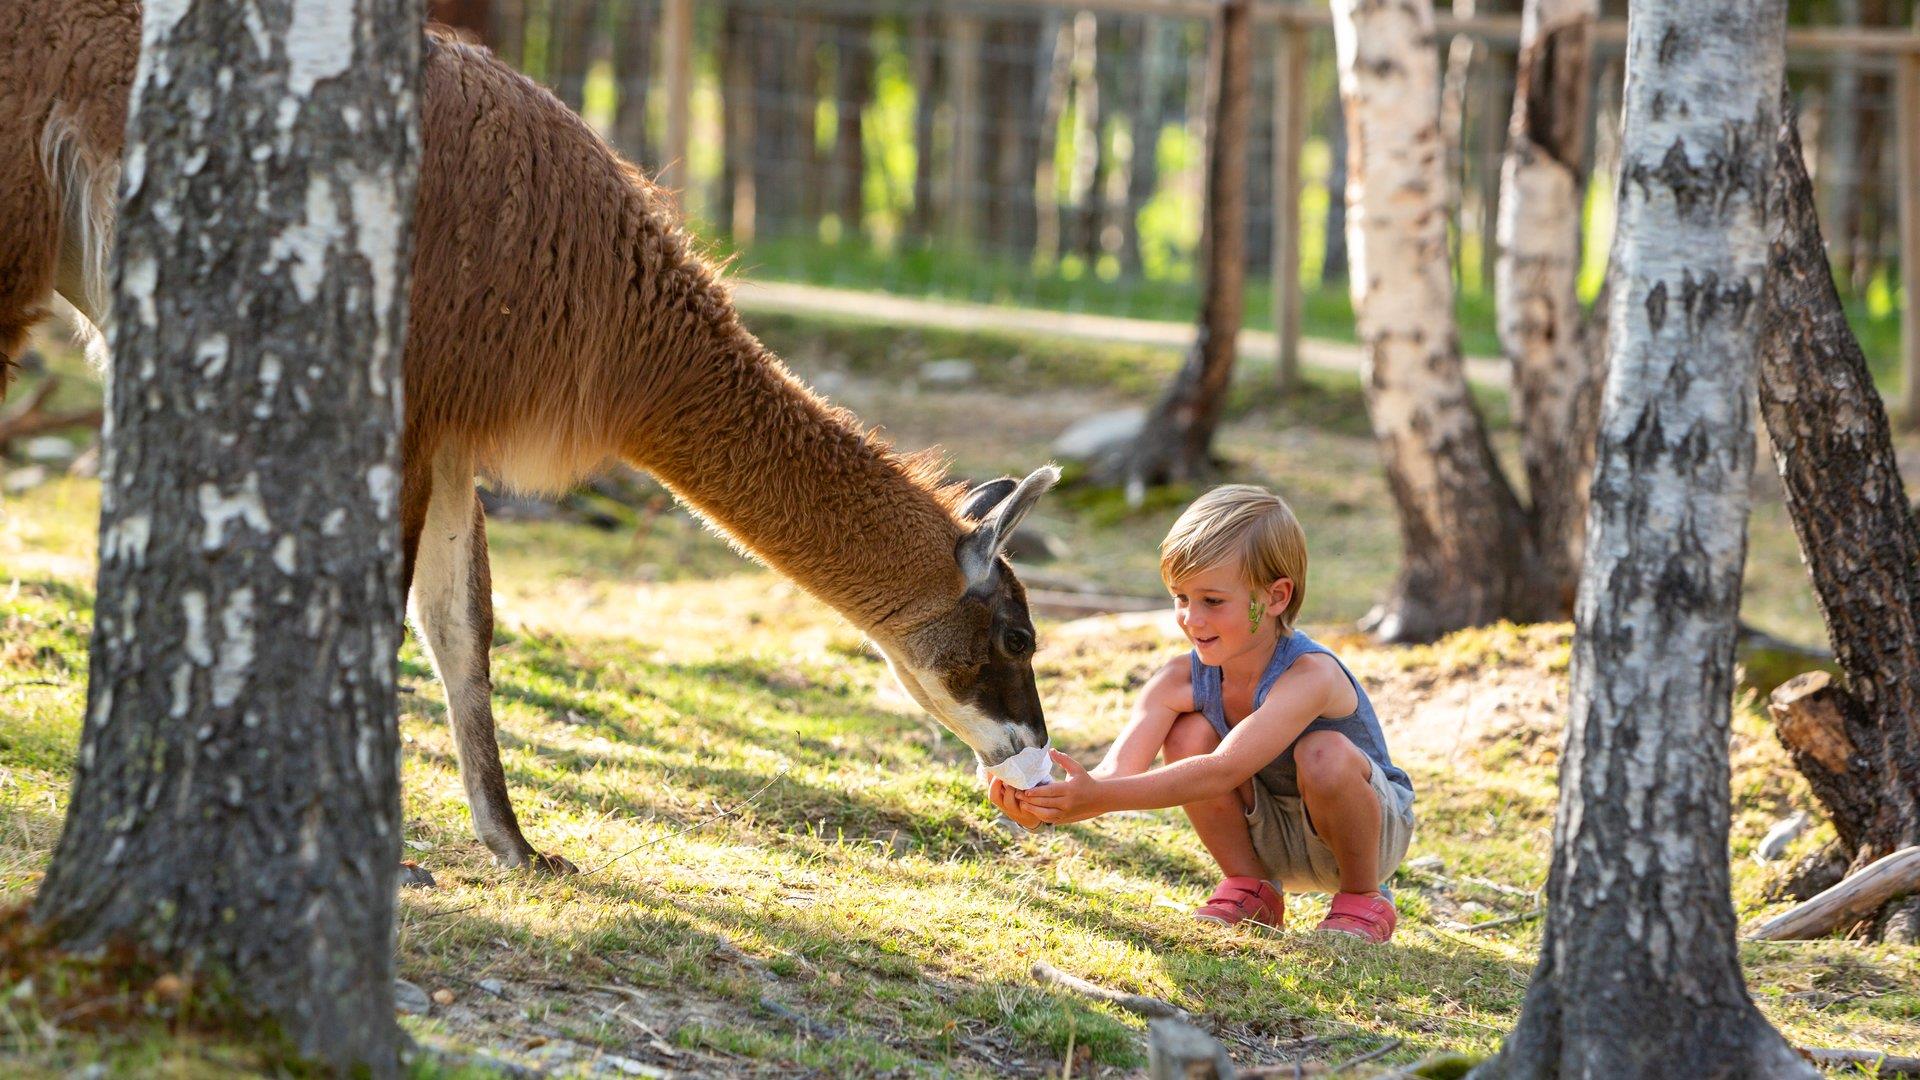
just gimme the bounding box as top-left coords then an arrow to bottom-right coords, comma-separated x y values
432,0 -> 1912,368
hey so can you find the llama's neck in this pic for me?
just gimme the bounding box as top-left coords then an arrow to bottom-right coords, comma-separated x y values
629,317 -> 964,633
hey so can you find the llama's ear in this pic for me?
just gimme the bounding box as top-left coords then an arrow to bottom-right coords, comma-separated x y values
957,465 -> 1060,591
958,477 -> 1018,523
985,465 -> 1060,542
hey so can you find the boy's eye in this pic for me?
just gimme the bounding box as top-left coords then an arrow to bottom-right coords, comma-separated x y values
1204,598 -> 1223,607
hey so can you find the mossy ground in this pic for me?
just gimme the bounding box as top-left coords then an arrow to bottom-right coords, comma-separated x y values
1,317 -> 1912,1076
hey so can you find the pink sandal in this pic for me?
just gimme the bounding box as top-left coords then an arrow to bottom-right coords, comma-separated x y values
1193,877 -> 1284,928
1315,891 -> 1397,943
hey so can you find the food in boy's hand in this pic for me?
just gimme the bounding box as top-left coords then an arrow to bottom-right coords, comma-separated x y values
981,744 -> 1055,790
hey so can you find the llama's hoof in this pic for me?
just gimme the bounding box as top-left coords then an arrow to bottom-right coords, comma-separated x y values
399,860 -> 437,889
496,850 -> 579,875
531,851 -> 579,876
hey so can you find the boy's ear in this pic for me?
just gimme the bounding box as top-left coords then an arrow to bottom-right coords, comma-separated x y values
1268,577 -> 1293,611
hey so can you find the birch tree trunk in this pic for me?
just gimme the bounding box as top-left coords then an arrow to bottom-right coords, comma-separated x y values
1331,0 -> 1551,643
1756,109 -> 1920,942
1108,0 -> 1251,490
31,0 -> 418,1072
1472,3 -> 1816,1074
1497,0 -> 1597,612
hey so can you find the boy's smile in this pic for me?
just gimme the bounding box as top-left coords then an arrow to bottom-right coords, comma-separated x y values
1168,560 -> 1293,669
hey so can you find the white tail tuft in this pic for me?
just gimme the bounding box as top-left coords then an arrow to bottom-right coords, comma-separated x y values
38,109 -> 118,369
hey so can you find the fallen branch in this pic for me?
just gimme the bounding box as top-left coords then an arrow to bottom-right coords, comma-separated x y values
1033,961 -> 1191,1022
1451,907 -> 1544,933
0,377 -> 101,445
1800,1047 -> 1920,1077
1329,1037 -> 1403,1074
1747,846 -> 1920,940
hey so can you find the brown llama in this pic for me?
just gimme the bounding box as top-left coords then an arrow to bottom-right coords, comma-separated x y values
1,1 -> 1056,873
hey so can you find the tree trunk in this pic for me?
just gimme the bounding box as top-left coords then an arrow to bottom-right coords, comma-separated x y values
1119,17 -> 1171,277
1471,3 -> 1816,1075
1755,109 -> 1920,942
1497,0 -> 1597,615
750,10 -> 802,236
1321,90 -> 1350,283
907,11 -> 942,241
31,0 -> 417,1073
546,0 -> 599,113
1823,0 -> 1863,279
982,17 -> 1043,254
1066,13 -> 1104,264
610,0 -> 651,161
720,5 -> 754,241
832,15 -> 873,239
430,0 -> 495,47
1108,0 -> 1252,491
1034,15 -> 1075,265
1331,0 -> 1549,643
1242,23 -> 1274,277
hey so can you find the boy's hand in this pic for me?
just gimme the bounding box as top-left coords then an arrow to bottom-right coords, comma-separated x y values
1014,750 -> 1105,824
988,776 -> 1047,831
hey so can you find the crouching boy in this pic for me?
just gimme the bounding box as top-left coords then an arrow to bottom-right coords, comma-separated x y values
993,485 -> 1415,941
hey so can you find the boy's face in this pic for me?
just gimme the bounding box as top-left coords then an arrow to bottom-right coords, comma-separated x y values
1167,560 -> 1291,666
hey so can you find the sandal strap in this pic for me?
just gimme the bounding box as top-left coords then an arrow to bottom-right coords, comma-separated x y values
1206,877 -> 1267,906
1325,891 -> 1391,926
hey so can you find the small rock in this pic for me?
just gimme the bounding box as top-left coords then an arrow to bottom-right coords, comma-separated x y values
594,1054 -> 670,1078
67,443 -> 100,478
4,466 -> 48,494
478,978 -> 508,997
399,861 -> 436,889
394,979 -> 431,1016
1755,810 -> 1811,863
24,436 -> 75,464
1051,407 -> 1146,463
1406,854 -> 1446,875
918,358 -> 977,386
431,988 -> 455,1006
1003,525 -> 1066,563
150,973 -> 187,1002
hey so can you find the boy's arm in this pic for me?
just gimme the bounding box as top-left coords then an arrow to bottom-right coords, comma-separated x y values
1019,655 -> 1344,820
1089,658 -> 1192,780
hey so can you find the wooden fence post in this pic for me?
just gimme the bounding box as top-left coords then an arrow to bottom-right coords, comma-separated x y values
1273,15 -> 1308,391
661,0 -> 694,196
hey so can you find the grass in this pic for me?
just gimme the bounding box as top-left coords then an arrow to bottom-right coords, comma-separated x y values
2,319 -> 1915,1075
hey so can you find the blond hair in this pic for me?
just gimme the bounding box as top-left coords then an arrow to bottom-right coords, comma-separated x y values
1159,485 -> 1308,630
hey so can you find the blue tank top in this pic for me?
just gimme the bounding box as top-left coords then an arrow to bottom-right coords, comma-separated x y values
1190,630 -> 1413,798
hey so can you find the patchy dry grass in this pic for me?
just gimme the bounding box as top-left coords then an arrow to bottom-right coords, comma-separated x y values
1,320 -> 1914,1076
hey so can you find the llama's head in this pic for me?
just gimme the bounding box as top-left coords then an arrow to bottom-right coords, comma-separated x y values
875,466 -> 1060,770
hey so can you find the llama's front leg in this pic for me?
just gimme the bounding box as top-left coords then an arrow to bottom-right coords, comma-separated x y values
412,451 -> 576,874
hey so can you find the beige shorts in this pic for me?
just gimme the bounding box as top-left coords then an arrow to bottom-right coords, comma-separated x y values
1245,758 -> 1415,894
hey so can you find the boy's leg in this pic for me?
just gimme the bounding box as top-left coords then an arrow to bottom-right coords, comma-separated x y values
1293,730 -> 1383,894
1164,713 -> 1265,879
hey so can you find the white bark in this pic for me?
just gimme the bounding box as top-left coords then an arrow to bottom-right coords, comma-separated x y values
35,0 -> 418,1072
1476,1 -> 1815,1074
1497,0 -> 1598,600
1331,0 -> 1544,642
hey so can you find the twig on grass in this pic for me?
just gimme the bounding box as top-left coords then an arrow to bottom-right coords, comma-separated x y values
1800,1047 -> 1920,1077
1329,1037 -> 1403,1074
579,770 -> 786,877
1031,961 -> 1192,1022
1454,907 -> 1544,933
0,680 -> 65,692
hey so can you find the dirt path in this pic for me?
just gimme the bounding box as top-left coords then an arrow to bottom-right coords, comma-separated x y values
731,278 -> 1513,389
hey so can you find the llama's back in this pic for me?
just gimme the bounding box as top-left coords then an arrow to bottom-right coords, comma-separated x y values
2,4 -> 748,496
408,33 -> 748,494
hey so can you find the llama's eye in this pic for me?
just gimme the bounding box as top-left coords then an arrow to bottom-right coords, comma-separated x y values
1001,627 -> 1035,657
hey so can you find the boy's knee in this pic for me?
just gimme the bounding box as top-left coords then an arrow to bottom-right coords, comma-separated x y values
1295,731 -> 1369,791
1163,712 -> 1219,761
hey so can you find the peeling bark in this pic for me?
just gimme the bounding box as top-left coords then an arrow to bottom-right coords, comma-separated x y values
1498,0 -> 1598,610
31,0 -> 418,1072
1473,4 -> 1816,1076
1754,107 -> 1920,939
1331,0 -> 1552,643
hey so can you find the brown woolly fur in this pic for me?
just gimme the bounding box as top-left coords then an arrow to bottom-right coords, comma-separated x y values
3,2 -> 1056,869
